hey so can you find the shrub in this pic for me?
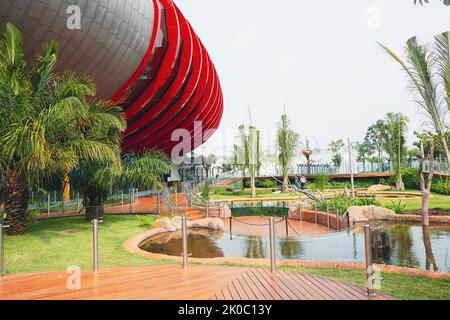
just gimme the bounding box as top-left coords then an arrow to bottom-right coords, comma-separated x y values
258,179 -> 278,189
316,195 -> 380,214
201,180 -> 211,199
315,174 -> 329,191
244,179 -> 278,189
402,168 -> 420,190
136,215 -> 158,228
432,179 -> 450,195
387,200 -> 407,214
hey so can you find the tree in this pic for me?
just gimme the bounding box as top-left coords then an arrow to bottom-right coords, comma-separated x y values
379,35 -> 450,168
418,139 -> 435,226
0,24 -> 116,234
234,125 -> 258,197
364,120 -> 385,169
380,113 -> 409,190
201,154 -> 217,178
328,139 -> 345,171
356,141 -> 373,172
75,150 -> 172,220
414,0 -> 450,5
301,138 -> 314,175
277,113 -> 300,193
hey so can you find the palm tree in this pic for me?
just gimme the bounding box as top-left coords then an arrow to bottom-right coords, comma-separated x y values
0,24 -> 117,234
379,36 -> 450,168
380,113 -> 409,190
75,149 -> 172,220
277,113 -> 300,193
248,125 -> 258,198
121,151 -> 172,190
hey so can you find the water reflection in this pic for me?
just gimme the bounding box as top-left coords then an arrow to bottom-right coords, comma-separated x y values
244,236 -> 265,258
422,225 -> 438,272
278,239 -> 304,258
140,222 -> 450,272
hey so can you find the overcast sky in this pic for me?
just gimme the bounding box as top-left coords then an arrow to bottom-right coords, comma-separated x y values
176,0 -> 450,159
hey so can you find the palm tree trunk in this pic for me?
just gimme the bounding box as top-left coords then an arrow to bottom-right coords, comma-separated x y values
250,165 -> 256,198
2,170 -> 29,235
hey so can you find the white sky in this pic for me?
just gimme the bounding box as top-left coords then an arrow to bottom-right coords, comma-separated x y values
176,0 -> 450,159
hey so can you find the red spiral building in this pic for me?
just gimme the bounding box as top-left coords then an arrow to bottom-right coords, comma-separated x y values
113,0 -> 223,154
0,0 -> 223,155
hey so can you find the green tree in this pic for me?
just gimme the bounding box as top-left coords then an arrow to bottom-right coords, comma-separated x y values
328,139 -> 345,170
0,24 -> 117,234
234,125 -> 258,197
201,154 -> 217,178
356,140 -> 373,172
277,114 -> 300,193
364,120 -> 385,169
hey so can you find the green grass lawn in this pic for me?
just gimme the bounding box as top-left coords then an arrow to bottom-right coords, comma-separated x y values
279,265 -> 450,300
211,188 -> 450,213
3,215 -> 173,274
378,191 -> 450,212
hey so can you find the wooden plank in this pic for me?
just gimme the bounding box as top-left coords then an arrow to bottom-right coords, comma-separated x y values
244,269 -> 276,300
307,274 -> 358,300
258,268 -> 300,300
287,272 -> 332,300
231,278 -> 250,300
0,264 -> 396,301
275,271 -> 311,300
299,272 -> 342,300
240,271 -> 265,300
250,268 -> 289,300
235,275 -> 258,300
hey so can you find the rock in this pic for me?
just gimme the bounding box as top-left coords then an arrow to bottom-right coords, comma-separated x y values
154,217 -> 177,232
367,184 -> 394,192
208,205 -> 232,219
189,218 -> 225,231
170,216 -> 182,230
348,205 -> 397,222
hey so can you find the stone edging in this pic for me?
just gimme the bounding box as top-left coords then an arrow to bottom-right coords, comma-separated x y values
123,228 -> 450,280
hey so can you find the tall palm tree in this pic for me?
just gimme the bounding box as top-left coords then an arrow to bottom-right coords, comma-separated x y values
277,113 -> 300,193
379,36 -> 450,168
380,113 -> 409,190
0,24 -> 108,234
248,125 -> 258,198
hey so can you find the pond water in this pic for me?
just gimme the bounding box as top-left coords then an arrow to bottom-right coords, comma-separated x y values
140,222 -> 450,272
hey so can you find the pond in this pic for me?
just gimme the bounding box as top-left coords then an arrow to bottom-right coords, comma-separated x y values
140,222 -> 450,272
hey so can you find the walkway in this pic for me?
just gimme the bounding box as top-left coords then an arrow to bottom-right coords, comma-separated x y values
0,265 -> 394,300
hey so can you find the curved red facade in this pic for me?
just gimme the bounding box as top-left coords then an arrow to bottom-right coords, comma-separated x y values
112,0 -> 223,154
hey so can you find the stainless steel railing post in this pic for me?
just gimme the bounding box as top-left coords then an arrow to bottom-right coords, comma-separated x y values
285,216 -> 289,236
93,217 -> 99,272
157,192 -> 161,215
269,217 -> 277,273
336,209 -> 340,231
364,225 -> 376,296
314,203 -> 318,224
182,216 -> 188,269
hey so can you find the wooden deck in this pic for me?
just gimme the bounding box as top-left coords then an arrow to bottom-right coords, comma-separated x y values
0,264 -> 394,300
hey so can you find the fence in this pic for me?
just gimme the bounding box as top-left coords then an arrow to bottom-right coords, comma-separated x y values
0,187 -> 189,220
